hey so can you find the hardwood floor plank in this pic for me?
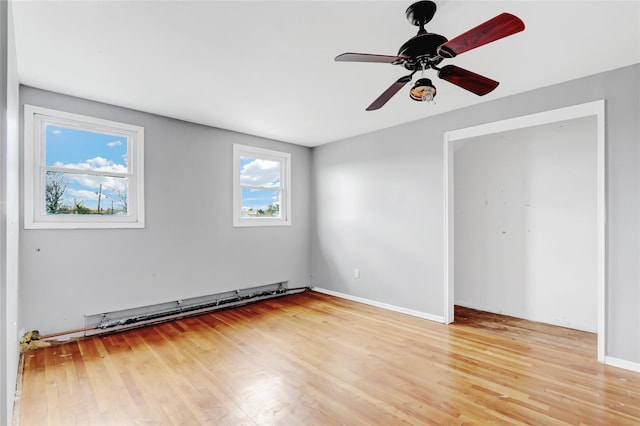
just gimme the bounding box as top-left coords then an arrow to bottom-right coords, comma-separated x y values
14,291 -> 640,425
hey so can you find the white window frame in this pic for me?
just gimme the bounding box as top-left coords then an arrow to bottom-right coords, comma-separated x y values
233,144 -> 291,227
23,105 -> 145,229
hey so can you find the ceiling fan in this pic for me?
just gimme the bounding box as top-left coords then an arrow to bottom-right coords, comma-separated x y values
335,1 -> 525,111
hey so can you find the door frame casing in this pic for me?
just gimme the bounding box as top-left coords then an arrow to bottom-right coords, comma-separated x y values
443,100 -> 606,362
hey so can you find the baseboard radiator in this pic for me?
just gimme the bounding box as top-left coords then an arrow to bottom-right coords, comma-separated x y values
76,282 -> 308,338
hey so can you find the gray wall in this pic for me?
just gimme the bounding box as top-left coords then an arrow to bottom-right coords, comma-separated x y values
312,64 -> 640,363
19,86 -> 312,336
1,0 -> 20,423
454,117 -> 597,332
311,117 -> 444,314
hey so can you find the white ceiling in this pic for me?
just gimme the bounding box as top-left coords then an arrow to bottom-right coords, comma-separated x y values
11,1 -> 640,147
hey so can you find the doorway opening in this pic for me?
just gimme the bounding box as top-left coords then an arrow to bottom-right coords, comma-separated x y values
443,101 -> 605,361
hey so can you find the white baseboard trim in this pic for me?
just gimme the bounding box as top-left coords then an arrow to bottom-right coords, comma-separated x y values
604,356 -> 640,373
312,287 -> 445,323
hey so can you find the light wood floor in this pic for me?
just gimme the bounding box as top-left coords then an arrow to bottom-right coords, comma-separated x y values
14,291 -> 640,425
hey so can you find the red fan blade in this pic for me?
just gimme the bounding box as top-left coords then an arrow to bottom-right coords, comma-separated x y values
438,65 -> 499,96
335,52 -> 408,64
366,75 -> 412,111
438,13 -> 524,58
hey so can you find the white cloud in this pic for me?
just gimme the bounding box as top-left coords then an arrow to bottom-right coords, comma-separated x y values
107,140 -> 123,148
63,179 -> 127,208
53,156 -> 127,173
240,158 -> 280,187
66,188 -> 100,202
70,174 -> 124,192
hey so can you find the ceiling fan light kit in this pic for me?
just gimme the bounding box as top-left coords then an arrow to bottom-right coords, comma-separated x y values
410,78 -> 436,103
335,0 -> 525,111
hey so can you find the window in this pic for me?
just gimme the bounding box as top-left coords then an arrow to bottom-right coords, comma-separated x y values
24,105 -> 145,229
233,144 -> 291,227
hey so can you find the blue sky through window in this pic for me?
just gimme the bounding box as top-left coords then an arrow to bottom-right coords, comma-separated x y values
239,156 -> 281,216
45,125 -> 129,213
46,125 -> 128,169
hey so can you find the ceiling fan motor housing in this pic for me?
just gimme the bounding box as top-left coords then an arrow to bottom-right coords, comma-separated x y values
397,33 -> 448,70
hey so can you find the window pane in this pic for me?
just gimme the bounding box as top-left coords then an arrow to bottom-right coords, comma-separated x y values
44,171 -> 129,215
233,144 -> 289,227
45,124 -> 128,173
240,156 -> 281,189
240,188 -> 281,218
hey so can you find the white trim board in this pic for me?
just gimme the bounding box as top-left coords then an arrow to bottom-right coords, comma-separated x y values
604,357 -> 640,373
311,287 -> 445,323
443,100 -> 606,363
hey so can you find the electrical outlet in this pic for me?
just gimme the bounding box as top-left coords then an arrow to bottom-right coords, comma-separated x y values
354,268 -> 360,279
